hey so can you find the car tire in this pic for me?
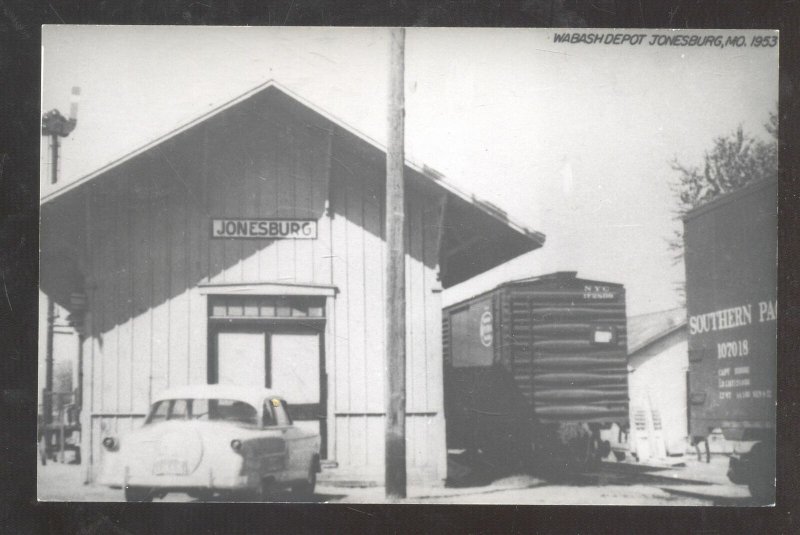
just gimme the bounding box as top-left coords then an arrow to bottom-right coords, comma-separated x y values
292,459 -> 317,498
124,486 -> 153,502
251,476 -> 272,502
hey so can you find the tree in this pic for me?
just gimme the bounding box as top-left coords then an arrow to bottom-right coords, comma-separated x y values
668,111 -> 778,302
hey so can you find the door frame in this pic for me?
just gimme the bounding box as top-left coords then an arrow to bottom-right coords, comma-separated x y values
207,317 -> 328,458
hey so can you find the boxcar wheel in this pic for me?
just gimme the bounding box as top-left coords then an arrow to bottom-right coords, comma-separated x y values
124,486 -> 153,502
252,477 -> 272,502
568,434 -> 601,472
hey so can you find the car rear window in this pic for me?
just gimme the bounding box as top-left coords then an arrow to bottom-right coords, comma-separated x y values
146,398 -> 258,426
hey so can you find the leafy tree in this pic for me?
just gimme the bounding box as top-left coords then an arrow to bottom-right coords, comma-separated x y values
668,111 -> 778,302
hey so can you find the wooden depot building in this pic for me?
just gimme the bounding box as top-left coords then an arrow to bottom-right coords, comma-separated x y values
40,80 -> 545,484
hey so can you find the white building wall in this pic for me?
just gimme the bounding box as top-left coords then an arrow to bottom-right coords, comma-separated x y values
628,329 -> 689,456
47,91 -> 449,484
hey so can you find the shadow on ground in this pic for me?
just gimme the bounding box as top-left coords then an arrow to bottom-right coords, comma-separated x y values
446,451 -> 716,489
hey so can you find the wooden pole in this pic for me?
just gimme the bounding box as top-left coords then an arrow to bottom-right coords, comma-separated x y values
385,26 -> 407,499
50,135 -> 59,184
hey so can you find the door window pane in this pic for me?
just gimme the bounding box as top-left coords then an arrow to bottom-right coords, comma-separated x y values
244,298 -> 259,316
259,298 -> 275,317
209,296 -> 325,319
211,301 -> 227,317
270,333 -> 320,404
217,331 -> 266,388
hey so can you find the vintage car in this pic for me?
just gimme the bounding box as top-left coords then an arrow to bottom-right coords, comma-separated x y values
96,384 -> 321,502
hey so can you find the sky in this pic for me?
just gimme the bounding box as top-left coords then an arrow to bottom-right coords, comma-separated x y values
40,26 -> 779,316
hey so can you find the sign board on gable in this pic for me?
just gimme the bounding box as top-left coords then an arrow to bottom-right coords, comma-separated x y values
211,219 -> 317,239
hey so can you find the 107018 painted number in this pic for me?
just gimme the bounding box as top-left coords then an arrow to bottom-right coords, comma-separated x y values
717,339 -> 749,359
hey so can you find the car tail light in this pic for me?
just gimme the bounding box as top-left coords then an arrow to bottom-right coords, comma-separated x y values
230,439 -> 243,452
102,437 -> 117,450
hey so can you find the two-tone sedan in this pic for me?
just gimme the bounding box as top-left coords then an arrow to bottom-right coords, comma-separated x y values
96,384 -> 321,502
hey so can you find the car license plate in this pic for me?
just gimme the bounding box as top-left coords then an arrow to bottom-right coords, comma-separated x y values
152,458 -> 188,476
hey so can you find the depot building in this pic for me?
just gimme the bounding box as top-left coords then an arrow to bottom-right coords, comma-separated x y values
40,81 -> 545,484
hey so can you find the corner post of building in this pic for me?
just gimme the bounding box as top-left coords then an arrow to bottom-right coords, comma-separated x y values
81,188 -> 94,484
385,26 -> 407,500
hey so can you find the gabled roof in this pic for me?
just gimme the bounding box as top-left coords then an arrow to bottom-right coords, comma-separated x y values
41,80 -> 543,245
504,270 -> 624,289
443,270 -> 624,310
627,307 -> 687,355
41,79 -> 544,288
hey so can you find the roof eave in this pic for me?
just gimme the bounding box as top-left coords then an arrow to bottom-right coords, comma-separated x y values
40,80 -> 543,244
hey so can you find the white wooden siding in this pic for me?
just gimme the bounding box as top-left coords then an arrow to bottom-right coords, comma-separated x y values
76,93 -> 447,483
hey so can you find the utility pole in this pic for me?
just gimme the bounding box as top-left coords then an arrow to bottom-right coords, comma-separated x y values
44,299 -> 55,425
385,27 -> 407,499
40,87 -> 80,432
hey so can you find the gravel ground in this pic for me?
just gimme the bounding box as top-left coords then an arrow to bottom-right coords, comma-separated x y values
38,455 -> 757,505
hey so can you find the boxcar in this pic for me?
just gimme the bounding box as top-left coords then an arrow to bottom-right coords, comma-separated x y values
443,272 -> 629,472
683,178 -> 777,501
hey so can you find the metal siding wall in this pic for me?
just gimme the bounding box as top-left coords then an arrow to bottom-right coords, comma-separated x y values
407,194 -> 427,413
275,124 -> 295,282
330,154 -> 351,423
257,121 -> 280,281
294,128 -> 315,282
91,185 -> 109,416
167,180 -> 190,390
312,128 -> 334,284
102,180 -> 121,413
423,195 -> 447,479
344,154 -> 367,414
327,145 -> 446,479
329,143 -> 370,468
149,171 -> 170,396
187,129 -> 210,387
207,135 -> 226,284
116,178 -> 133,415
130,176 -> 152,414
363,163 -> 385,414
222,124 -> 246,283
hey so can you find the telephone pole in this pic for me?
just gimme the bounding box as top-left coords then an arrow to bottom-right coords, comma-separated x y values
40,87 -> 80,433
385,27 -> 407,499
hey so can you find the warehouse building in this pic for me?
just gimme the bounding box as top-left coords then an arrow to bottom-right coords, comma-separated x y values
39,81 -> 545,484
626,308 -> 688,460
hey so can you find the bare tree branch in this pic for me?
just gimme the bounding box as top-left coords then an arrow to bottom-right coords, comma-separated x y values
668,110 -> 778,300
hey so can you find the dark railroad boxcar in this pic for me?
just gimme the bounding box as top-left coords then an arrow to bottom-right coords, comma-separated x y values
443,272 -> 629,473
683,178 -> 777,502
